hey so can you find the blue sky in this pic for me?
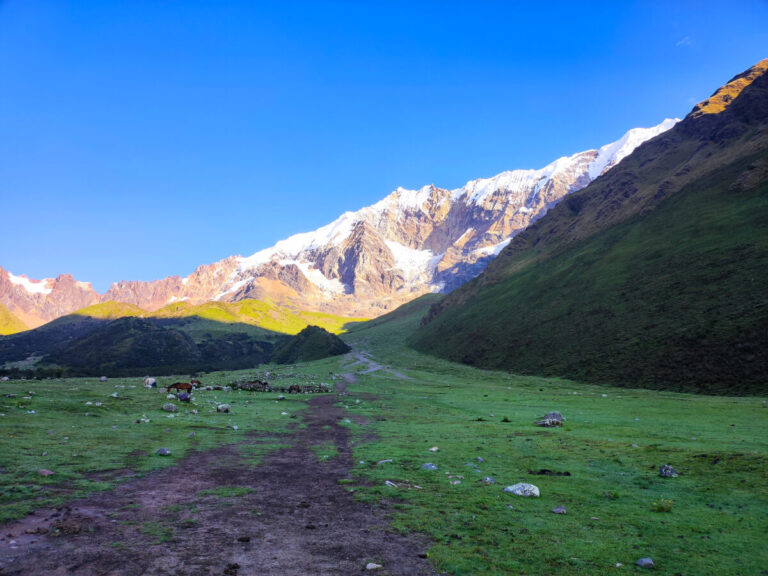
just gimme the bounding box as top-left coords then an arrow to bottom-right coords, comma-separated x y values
1,0 -> 766,292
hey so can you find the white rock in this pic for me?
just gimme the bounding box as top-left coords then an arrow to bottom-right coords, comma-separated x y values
428,446 -> 439,452
504,483 -> 540,497
366,563 -> 383,570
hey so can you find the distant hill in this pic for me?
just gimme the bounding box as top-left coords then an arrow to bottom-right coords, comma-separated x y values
411,59 -> 768,395
272,325 -> 351,365
0,299 -> 360,376
0,303 -> 27,335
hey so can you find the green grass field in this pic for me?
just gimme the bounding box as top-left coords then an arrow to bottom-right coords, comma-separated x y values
1,301 -> 766,575
0,367 -> 321,523
339,301 -> 768,575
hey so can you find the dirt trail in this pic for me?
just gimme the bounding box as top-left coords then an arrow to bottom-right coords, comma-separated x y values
346,352 -> 408,380
0,380 -> 437,576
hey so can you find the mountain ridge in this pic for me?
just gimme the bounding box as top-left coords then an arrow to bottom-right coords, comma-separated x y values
1,119 -> 677,329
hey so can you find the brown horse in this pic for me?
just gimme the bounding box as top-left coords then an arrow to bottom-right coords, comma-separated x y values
167,382 -> 193,394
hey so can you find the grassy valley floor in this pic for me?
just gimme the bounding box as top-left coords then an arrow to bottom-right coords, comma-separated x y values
0,308 -> 766,574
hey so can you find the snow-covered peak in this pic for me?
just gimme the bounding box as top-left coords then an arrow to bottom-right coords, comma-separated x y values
238,210 -> 359,270
588,118 -> 679,179
231,117 -> 679,297
7,272 -> 53,295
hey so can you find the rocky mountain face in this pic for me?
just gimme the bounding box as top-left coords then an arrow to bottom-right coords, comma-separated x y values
0,267 -> 100,329
1,120 -> 676,328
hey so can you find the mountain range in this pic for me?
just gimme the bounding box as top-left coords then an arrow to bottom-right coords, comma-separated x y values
1,119 -> 676,331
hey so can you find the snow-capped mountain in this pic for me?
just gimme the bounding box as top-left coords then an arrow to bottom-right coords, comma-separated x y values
1,119 -> 678,327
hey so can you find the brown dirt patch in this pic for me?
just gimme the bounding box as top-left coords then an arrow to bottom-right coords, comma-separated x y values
0,381 -> 439,575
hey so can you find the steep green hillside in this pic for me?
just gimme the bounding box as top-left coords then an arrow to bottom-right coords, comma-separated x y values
0,303 -> 27,335
272,325 -> 351,364
412,60 -> 768,395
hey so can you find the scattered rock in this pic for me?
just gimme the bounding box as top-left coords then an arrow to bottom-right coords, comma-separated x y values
177,393 -> 191,403
384,480 -> 398,488
144,377 -> 157,388
366,563 -> 383,570
99,376 -> 108,382
376,459 -> 393,465
237,535 -> 250,543
551,506 -> 567,514
420,463 -> 438,471
659,465 -> 678,478
535,418 -> 563,427
156,448 -> 171,456
38,469 -> 55,476
277,395 -> 285,400
428,446 -> 439,452
504,483 -> 540,497
543,411 -> 565,422
166,394 -> 176,400
636,557 -> 654,568
188,432 -> 196,437
480,476 -> 496,484
476,456 -> 485,463
162,403 -> 178,413
217,404 -> 231,413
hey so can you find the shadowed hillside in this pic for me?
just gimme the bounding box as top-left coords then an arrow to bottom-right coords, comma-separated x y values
0,299 -> 359,376
411,60 -> 768,395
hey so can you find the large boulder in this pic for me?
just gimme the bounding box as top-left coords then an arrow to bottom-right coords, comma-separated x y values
504,483 -> 540,497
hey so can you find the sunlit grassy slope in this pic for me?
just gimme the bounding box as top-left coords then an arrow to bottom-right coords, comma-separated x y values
0,303 -> 27,335
338,297 -> 768,575
151,299 -> 362,335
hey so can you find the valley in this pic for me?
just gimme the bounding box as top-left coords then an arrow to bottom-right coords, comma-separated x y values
0,302 -> 765,575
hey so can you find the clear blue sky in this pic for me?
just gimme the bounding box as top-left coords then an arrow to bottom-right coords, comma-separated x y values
1,1 -> 766,292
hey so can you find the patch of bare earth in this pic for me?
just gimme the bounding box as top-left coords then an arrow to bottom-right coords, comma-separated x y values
0,381 -> 439,575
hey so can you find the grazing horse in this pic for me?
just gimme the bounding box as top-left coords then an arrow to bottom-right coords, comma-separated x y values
167,382 -> 193,394
190,378 -> 203,387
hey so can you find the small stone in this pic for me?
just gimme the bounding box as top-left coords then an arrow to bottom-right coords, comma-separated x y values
428,446 -> 439,452
450,480 -> 461,485
38,469 -> 55,476
504,483 -> 540,497
110,393 -> 118,398
551,506 -> 567,514
100,376 -> 108,382
476,456 -> 485,463
543,411 -> 565,422
237,535 -> 250,543
659,464 -> 678,478
366,563 -> 383,570
156,448 -> 171,456
480,476 -> 496,484
421,463 -> 438,471
277,395 -> 285,400
636,557 -> 654,568
188,432 -> 196,437
534,418 -> 563,427
384,480 -> 398,488
376,459 -> 393,465
217,404 -> 231,413
162,403 -> 178,413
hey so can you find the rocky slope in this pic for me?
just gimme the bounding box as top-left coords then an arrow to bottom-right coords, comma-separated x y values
1,120 -> 676,327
